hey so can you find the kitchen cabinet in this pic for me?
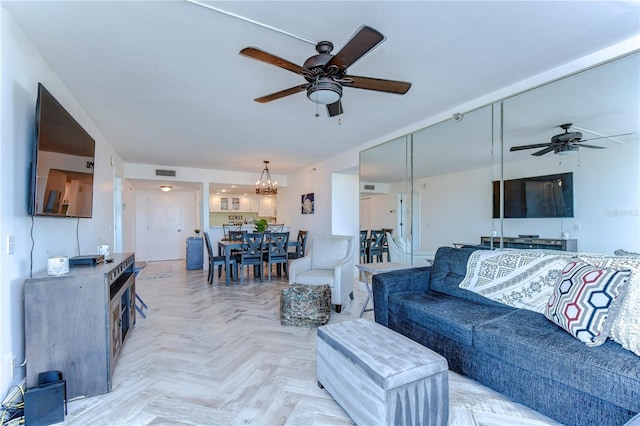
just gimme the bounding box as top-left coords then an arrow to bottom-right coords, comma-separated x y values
231,197 -> 241,211
209,195 -> 220,212
220,197 -> 229,211
209,194 -> 275,214
242,195 -> 258,212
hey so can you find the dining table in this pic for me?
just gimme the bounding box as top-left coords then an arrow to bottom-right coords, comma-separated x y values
217,238 -> 300,285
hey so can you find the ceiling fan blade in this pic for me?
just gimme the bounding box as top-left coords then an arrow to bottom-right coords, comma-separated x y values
342,75 -> 411,94
577,144 -> 606,149
325,26 -> 385,72
327,100 -> 344,117
509,143 -> 551,152
254,84 -> 308,103
580,132 -> 634,142
240,47 -> 306,75
532,146 -> 556,156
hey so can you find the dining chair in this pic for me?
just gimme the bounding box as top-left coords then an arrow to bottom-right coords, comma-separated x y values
359,230 -> 369,264
225,230 -> 247,273
368,230 -> 385,263
267,223 -> 285,233
263,232 -> 289,281
228,230 -> 246,241
287,230 -> 309,261
234,232 -> 264,283
204,232 -> 236,284
223,224 -> 243,239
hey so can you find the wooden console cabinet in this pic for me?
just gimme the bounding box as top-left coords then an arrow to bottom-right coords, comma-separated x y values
24,253 -> 136,399
480,236 -> 577,251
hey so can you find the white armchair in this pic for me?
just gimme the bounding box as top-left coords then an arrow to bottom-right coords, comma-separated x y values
386,232 -> 435,267
288,235 -> 355,313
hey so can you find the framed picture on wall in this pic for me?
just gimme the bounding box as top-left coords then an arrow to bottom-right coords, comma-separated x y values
301,193 -> 314,214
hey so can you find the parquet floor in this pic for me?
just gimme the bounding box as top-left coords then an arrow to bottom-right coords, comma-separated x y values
62,260 -> 558,426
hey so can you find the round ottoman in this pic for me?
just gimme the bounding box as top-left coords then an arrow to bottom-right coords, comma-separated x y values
280,283 -> 331,326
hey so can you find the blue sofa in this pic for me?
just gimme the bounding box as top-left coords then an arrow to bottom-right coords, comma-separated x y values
373,246 -> 640,426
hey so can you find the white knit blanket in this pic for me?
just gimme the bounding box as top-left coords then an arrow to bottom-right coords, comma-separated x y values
459,249 -> 572,313
459,249 -> 640,356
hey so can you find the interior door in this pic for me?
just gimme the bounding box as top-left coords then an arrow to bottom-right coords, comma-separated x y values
146,192 -> 183,261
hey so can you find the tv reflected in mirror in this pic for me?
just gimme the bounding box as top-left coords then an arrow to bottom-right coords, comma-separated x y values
493,172 -> 574,219
29,83 -> 95,218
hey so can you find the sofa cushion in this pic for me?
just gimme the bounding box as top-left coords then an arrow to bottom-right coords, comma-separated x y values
576,254 -> 640,356
474,309 -> 640,412
388,290 -> 515,346
429,247 -> 505,307
544,261 -> 631,346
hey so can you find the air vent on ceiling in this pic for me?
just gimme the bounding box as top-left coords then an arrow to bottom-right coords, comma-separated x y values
364,184 -> 375,190
155,169 -> 176,177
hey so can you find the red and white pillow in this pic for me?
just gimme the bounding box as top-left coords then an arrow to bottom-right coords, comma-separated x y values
545,261 -> 631,347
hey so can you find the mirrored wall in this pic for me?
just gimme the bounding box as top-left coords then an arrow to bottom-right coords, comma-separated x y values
360,51 -> 639,261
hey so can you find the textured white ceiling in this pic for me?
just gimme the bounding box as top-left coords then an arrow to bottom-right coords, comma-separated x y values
4,1 -> 640,177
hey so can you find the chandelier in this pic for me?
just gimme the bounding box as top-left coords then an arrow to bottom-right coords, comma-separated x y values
255,160 -> 278,195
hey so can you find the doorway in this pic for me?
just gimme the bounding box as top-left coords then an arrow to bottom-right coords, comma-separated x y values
136,191 -> 185,261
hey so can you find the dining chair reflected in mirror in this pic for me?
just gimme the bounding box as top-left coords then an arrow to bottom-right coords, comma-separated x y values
263,232 -> 289,281
204,232 -> 236,284
234,232 -> 264,283
359,230 -> 369,263
368,230 -> 385,263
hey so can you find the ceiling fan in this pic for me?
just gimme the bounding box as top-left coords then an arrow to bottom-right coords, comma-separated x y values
239,25 -> 412,117
509,123 -> 632,156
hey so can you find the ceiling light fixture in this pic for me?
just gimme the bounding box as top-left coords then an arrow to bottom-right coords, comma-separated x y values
555,145 -> 579,156
307,78 -> 342,104
160,185 -> 172,192
255,160 -> 278,195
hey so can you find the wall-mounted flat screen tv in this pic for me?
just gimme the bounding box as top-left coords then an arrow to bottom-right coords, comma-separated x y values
29,83 -> 95,218
493,172 -> 574,218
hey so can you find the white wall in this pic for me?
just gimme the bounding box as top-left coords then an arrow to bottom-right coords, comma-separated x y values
0,10 -> 125,392
360,193 -> 397,232
331,173 -> 359,236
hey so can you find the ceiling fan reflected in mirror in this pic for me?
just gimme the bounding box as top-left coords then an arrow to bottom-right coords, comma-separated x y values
509,123 -> 633,156
239,25 -> 412,117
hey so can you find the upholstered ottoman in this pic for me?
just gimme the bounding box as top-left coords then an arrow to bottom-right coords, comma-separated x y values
317,319 -> 449,426
280,283 -> 331,326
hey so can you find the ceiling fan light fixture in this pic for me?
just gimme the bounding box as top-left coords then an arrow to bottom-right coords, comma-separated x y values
307,78 -> 342,104
555,145 -> 579,156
